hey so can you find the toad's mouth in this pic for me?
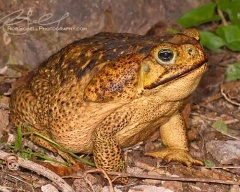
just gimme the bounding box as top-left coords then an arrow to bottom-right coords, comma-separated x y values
145,61 -> 208,89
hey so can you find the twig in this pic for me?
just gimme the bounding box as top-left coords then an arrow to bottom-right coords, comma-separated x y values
205,166 -> 240,169
192,112 -> 240,140
107,171 -> 240,185
217,7 -> 228,26
63,168 -> 115,192
221,88 -> 240,106
199,104 -> 240,121
211,126 -> 240,140
84,175 -> 96,192
86,168 -> 114,192
7,173 -> 34,192
0,149 -> 74,192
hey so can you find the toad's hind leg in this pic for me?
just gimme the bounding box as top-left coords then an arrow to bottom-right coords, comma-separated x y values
10,87 -> 39,128
10,87 -> 52,149
92,112 -> 130,173
10,87 -> 69,161
93,132 -> 125,172
10,85 -> 76,164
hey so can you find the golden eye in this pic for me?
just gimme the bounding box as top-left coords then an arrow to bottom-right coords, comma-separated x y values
158,49 -> 174,63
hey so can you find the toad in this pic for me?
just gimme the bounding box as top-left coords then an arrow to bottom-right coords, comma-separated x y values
10,29 -> 207,172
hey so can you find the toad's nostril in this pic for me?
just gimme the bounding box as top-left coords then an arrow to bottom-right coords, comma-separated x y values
188,48 -> 194,55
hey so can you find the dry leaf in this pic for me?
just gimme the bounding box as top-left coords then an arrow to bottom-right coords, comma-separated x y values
36,161 -> 83,177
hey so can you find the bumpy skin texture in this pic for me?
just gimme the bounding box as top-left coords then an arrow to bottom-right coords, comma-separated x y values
10,29 -> 207,172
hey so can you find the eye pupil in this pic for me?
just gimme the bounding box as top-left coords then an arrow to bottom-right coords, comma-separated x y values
158,49 -> 174,62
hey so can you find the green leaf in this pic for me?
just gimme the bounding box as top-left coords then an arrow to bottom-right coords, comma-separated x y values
216,25 -> 240,51
204,159 -> 216,168
218,0 -> 230,4
218,1 -> 240,26
21,152 -> 32,159
212,120 -> 228,133
226,62 -> 240,81
199,31 -> 225,51
14,126 -> 23,151
177,3 -> 219,28
28,129 -> 95,166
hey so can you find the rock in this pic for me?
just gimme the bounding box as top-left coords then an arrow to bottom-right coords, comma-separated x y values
206,140 -> 240,165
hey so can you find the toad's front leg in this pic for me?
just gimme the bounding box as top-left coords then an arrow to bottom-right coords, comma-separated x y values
145,113 -> 203,166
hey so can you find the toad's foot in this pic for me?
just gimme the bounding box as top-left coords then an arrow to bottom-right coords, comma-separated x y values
145,148 -> 203,167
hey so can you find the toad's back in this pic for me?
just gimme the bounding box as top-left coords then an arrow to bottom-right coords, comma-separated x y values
39,33 -> 166,84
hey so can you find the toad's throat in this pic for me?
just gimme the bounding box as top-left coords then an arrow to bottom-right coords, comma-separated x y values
145,61 -> 207,89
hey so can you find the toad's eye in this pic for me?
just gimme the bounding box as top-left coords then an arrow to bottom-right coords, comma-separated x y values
158,49 -> 174,62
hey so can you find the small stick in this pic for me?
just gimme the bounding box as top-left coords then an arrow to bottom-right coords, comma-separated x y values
107,171 -> 240,185
0,150 -> 74,192
221,88 -> 240,106
217,7 -> 228,26
199,104 -> 240,121
86,168 -> 114,192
